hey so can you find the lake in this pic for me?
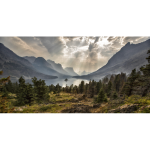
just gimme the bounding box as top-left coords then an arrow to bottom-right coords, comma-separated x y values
11,77 -> 100,87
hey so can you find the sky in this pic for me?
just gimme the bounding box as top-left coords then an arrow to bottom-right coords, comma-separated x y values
0,36 -> 150,74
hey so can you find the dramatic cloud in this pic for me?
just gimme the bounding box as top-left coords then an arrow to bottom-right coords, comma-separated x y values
0,36 -> 150,73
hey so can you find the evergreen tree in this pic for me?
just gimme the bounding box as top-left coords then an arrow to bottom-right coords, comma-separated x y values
140,49 -> 150,76
24,83 -> 34,106
32,77 -> 50,103
112,91 -> 118,99
79,81 -> 85,94
16,77 -> 28,105
97,88 -> 107,103
107,81 -> 112,97
56,83 -> 61,96
0,71 -> 14,113
1,86 -> 8,97
123,69 -> 140,96
96,81 -> 101,95
84,83 -> 89,96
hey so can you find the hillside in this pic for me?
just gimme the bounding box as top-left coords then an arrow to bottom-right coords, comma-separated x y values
0,43 -> 57,79
33,57 -> 70,78
23,56 -> 36,63
74,39 -> 150,79
47,59 -> 69,75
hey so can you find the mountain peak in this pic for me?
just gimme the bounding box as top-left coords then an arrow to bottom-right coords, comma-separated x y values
65,67 -> 78,76
125,42 -> 131,46
34,57 -> 48,65
0,43 -> 4,46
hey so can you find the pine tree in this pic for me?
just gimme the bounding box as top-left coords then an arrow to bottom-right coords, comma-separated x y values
112,91 -> 118,99
97,88 -> 107,103
32,77 -> 50,103
123,69 -> 140,96
56,83 -> 61,96
140,49 -> 150,76
0,71 -> 14,113
5,80 -> 13,93
79,81 -> 85,94
24,83 -> 34,105
1,86 -> 8,97
16,76 -> 28,105
107,81 -> 112,97
96,81 -> 101,95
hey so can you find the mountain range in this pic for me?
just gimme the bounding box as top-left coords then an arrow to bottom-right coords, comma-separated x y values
32,57 -> 71,78
47,59 -> 69,75
0,43 -> 57,79
74,39 -> 150,79
1,39 -> 150,80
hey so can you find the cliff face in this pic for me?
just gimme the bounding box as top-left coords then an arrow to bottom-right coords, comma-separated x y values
47,59 -> 69,75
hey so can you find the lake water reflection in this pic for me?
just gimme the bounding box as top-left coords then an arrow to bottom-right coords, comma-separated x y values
11,77 -> 101,87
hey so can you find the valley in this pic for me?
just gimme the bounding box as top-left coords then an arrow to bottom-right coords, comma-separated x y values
1,37 -> 150,113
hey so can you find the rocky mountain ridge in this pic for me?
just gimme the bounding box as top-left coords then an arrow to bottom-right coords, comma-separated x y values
74,39 -> 150,79
0,43 -> 57,79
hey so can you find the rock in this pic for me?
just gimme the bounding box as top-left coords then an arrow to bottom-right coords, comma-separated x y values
61,104 -> 92,113
108,104 -> 139,113
93,104 -> 101,108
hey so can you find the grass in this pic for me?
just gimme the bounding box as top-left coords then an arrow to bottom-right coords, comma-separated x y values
2,91 -> 150,113
13,92 -> 79,113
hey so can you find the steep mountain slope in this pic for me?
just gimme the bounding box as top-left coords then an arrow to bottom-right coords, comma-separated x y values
0,43 -> 57,79
33,57 -> 70,78
47,59 -> 69,75
0,43 -> 33,69
79,71 -> 91,75
65,67 -> 79,76
74,39 -> 150,79
23,56 -> 36,63
33,57 -> 53,69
